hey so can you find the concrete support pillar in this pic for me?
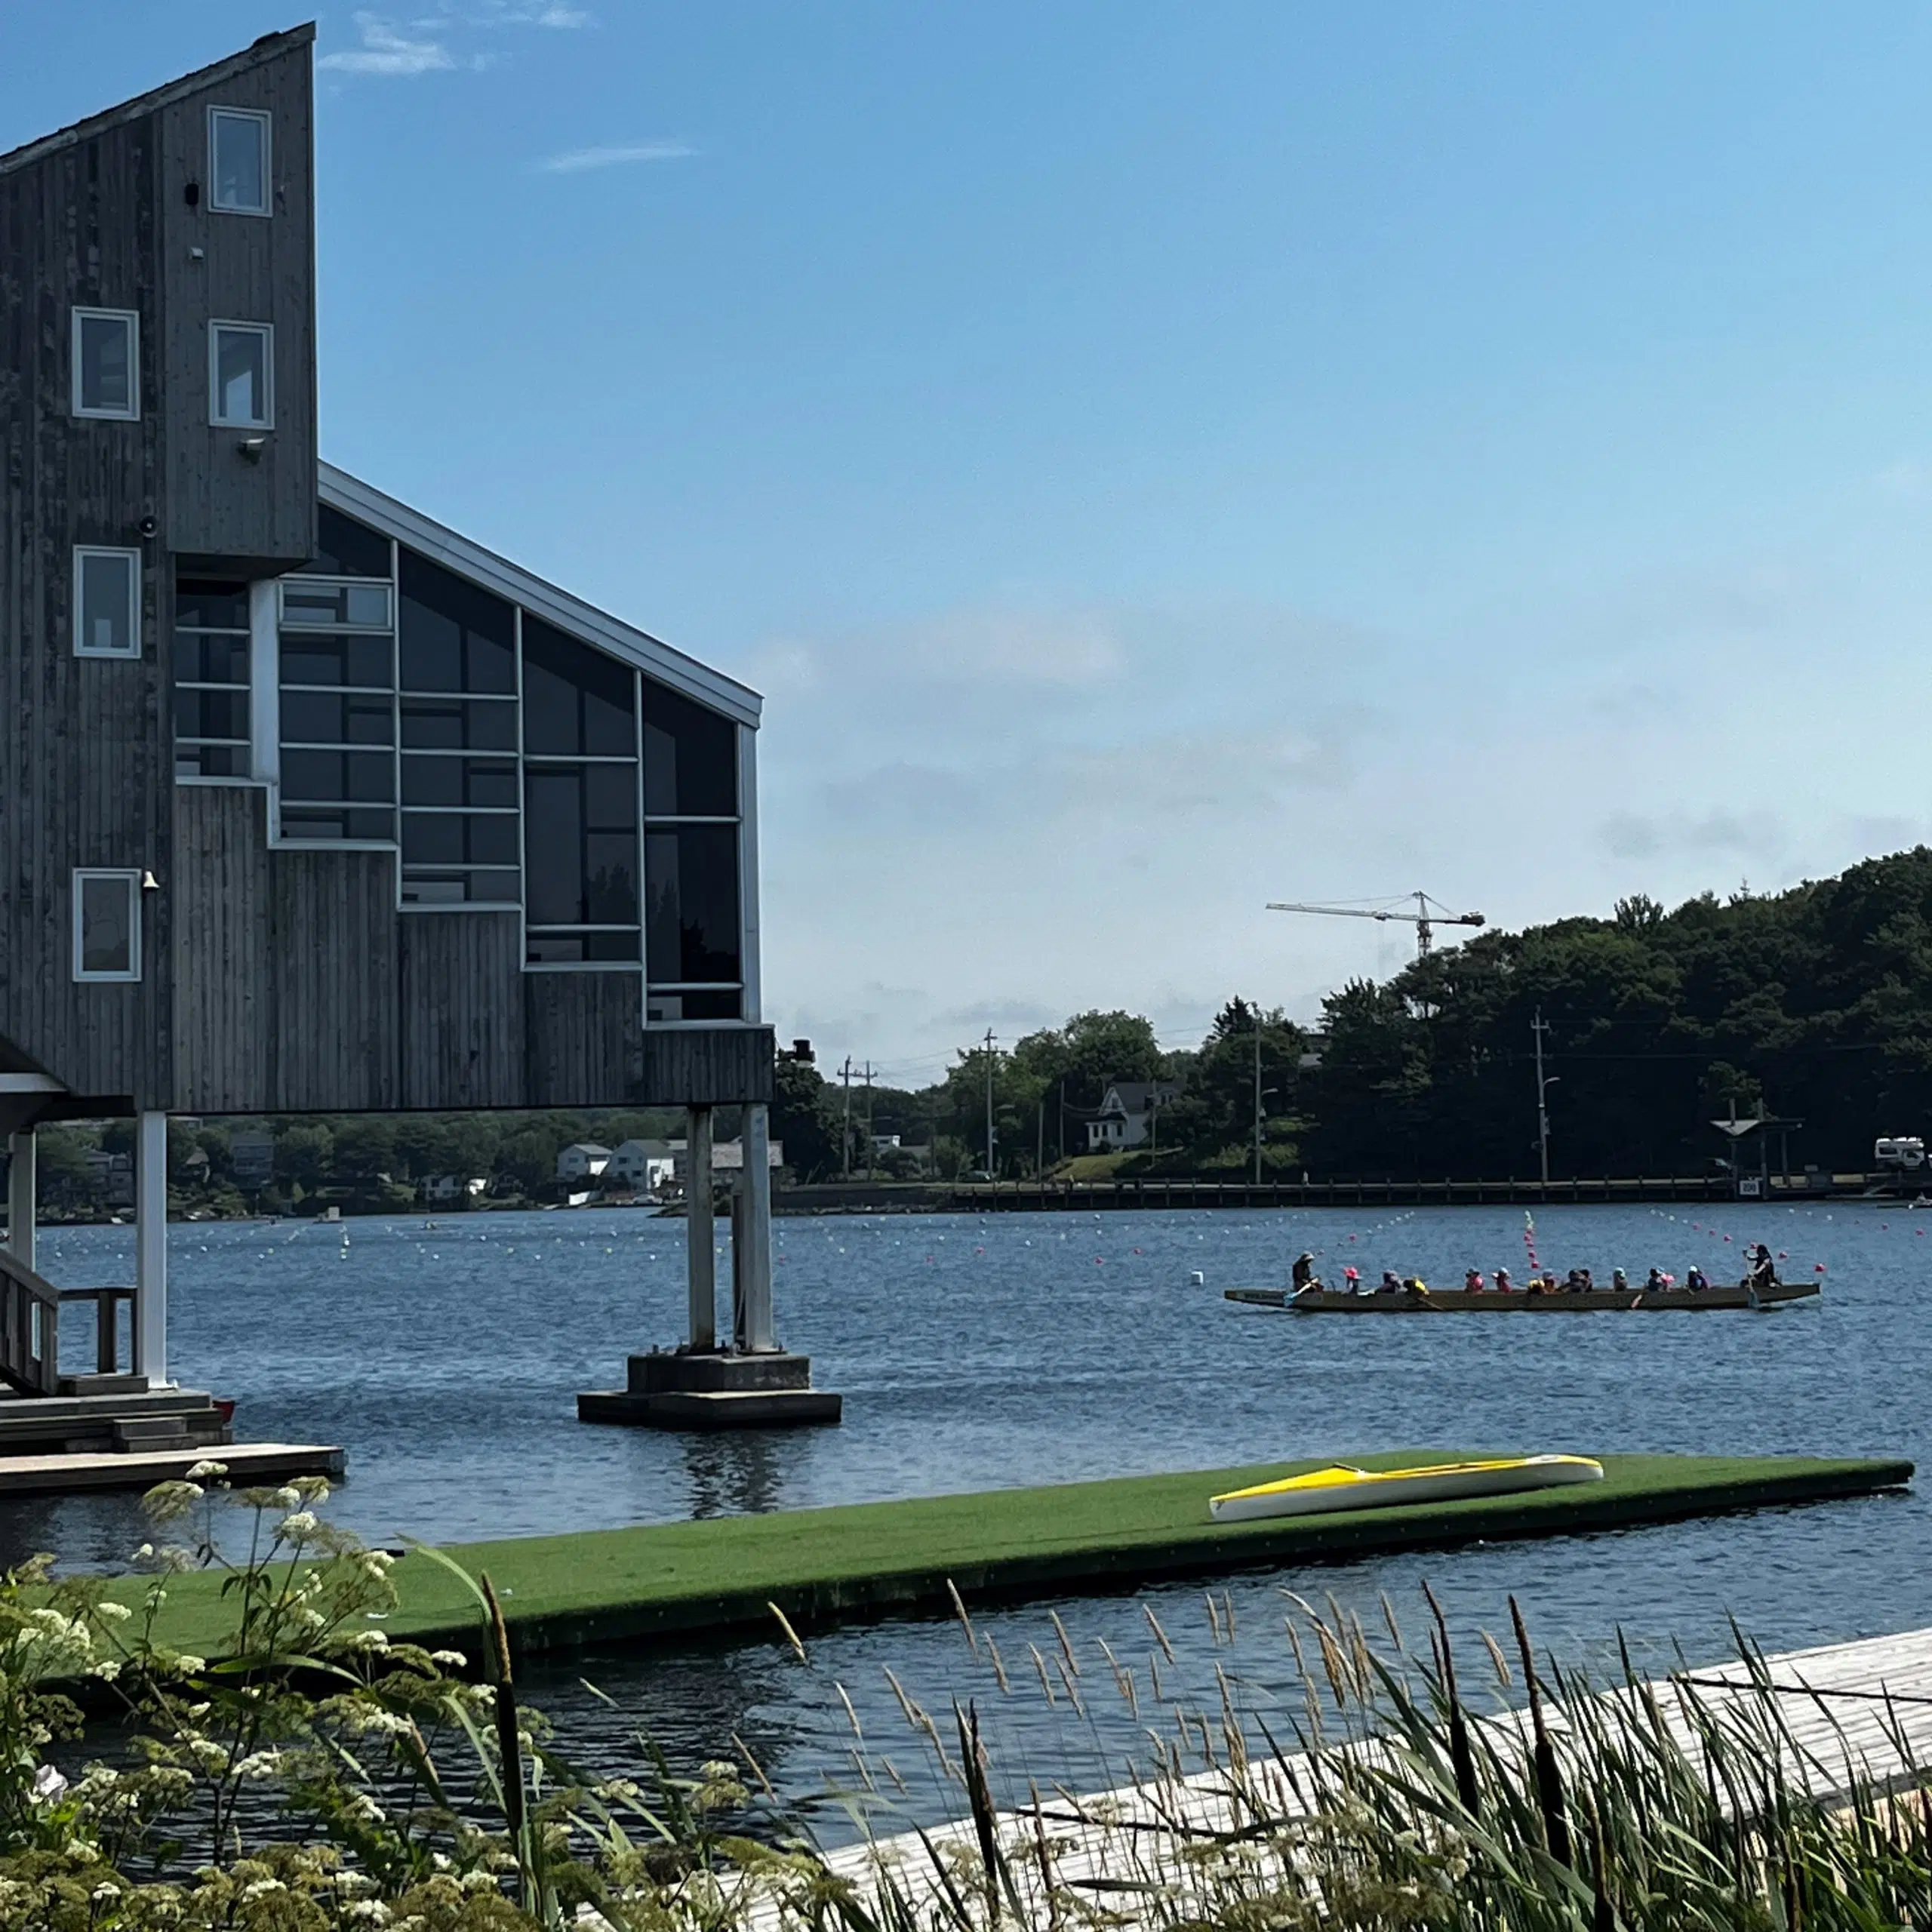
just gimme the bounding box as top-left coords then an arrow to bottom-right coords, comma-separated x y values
741,1102 -> 776,1352
5,1131 -> 35,1275
134,1111 -> 168,1387
730,1179 -> 749,1352
685,1106 -> 715,1351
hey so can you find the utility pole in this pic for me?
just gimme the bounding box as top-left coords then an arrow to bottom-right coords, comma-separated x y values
1036,1099 -> 1044,1177
841,1056 -> 853,1181
861,1062 -> 876,1179
1254,1004 -> 1264,1186
983,1029 -> 997,1177
1532,1008 -> 1553,1185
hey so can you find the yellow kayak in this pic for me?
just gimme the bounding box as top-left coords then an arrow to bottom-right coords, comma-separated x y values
1208,1453 -> 1605,1523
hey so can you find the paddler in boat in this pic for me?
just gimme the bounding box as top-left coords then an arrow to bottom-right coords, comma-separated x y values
1493,1266 -> 1515,1293
1644,1266 -> 1668,1293
1291,1251 -> 1319,1294
1342,1265 -> 1362,1294
1746,1243 -> 1778,1291
1377,1269 -> 1403,1295
1684,1264 -> 1710,1293
1463,1267 -> 1486,1293
1611,1268 -> 1629,1293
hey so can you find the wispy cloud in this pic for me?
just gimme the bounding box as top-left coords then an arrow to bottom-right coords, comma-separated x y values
537,141 -> 697,174
319,14 -> 459,75
321,2 -> 590,78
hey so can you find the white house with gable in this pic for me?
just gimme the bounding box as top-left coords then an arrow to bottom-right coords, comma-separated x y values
1086,1081 -> 1183,1152
555,1143 -> 611,1182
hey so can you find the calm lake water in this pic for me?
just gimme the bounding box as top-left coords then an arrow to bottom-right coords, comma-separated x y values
17,1201 -> 1932,1835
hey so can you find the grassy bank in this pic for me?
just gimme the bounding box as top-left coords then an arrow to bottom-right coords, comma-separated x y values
110,1450 -> 1911,1662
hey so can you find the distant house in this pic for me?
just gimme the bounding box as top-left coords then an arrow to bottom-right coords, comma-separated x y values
421,1175 -> 486,1204
670,1138 -> 784,1186
229,1127 -> 275,1189
556,1143 -> 611,1182
86,1148 -> 135,1208
608,1139 -> 675,1192
1086,1081 -> 1182,1152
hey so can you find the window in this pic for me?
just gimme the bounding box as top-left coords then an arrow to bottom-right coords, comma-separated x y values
72,309 -> 138,420
641,675 -> 740,1017
174,579 -> 251,778
208,106 -> 270,215
211,322 -> 272,429
522,617 -> 638,962
72,548 -> 140,659
398,550 -> 518,907
72,871 -> 141,982
278,554 -> 397,843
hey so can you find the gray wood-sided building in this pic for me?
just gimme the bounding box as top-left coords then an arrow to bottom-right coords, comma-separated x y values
0,28 -> 792,1411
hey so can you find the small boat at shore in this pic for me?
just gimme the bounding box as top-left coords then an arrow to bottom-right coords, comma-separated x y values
1227,1279 -> 1820,1313
1209,1453 -> 1604,1522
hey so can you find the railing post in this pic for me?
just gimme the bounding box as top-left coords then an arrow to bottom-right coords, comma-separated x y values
740,1101 -> 775,1352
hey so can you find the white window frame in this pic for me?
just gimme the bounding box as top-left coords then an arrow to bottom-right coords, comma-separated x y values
72,869 -> 143,983
209,321 -> 274,429
70,308 -> 139,420
72,546 -> 141,660
208,106 -> 272,217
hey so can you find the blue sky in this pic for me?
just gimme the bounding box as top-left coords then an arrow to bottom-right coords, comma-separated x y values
10,5 -> 1932,1081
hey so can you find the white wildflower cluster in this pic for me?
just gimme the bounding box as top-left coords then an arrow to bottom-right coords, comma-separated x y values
240,1877 -> 287,1900
94,1599 -> 131,1623
275,1510 -> 319,1540
232,1749 -> 284,1780
337,1628 -> 389,1654
429,1649 -> 466,1669
185,1460 -> 229,1483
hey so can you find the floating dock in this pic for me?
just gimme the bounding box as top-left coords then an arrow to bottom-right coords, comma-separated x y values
112,1451 -> 1910,1662
0,1440 -> 343,1498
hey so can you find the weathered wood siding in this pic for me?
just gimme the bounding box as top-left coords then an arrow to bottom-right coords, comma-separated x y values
399,912 -> 524,1109
0,96 -> 172,1107
158,42 -> 315,568
524,974 -> 646,1107
171,784 -> 272,1111
642,1026 -> 774,1106
266,843 -> 400,1111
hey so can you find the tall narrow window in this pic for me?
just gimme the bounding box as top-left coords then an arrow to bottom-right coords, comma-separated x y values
521,617 -> 639,963
208,106 -> 270,215
175,580 -> 252,779
72,871 -> 141,982
72,548 -> 140,659
211,323 -> 272,428
72,309 -> 138,420
398,549 -> 519,906
641,678 -> 740,1020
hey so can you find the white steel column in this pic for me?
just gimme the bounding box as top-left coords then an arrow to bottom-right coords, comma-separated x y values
134,1111 -> 168,1386
5,1131 -> 35,1274
685,1106 -> 715,1351
741,1102 -> 775,1351
248,579 -> 281,788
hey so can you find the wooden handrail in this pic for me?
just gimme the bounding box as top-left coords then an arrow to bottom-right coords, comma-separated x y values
0,1250 -> 60,1395
57,1287 -> 133,1376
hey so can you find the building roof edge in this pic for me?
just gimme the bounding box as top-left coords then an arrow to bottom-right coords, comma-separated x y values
318,463 -> 763,727
0,26 -> 316,178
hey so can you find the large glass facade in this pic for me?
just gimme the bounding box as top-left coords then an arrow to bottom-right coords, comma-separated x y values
193,501 -> 749,1007
174,579 -> 251,779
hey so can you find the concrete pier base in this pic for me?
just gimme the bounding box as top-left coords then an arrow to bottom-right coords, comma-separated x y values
578,1349 -> 842,1430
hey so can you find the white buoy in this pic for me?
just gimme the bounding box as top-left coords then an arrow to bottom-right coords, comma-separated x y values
1189,1269 -> 1205,1286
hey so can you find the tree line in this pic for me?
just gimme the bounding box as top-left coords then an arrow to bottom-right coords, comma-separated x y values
780,847 -> 1932,1181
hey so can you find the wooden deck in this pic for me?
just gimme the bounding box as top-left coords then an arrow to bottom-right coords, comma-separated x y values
0,1441 -> 343,1497
776,1624 -> 1932,1926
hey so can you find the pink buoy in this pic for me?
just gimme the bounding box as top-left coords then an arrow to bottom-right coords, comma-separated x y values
1815,1262 -> 1827,1271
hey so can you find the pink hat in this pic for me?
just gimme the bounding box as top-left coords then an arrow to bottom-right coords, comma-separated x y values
1343,1266 -> 1360,1280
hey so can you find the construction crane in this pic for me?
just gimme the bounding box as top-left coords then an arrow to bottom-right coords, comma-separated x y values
1266,891 -> 1485,959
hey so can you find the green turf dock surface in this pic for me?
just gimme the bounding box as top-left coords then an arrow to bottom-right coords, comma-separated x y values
114,1451 -> 1912,1662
